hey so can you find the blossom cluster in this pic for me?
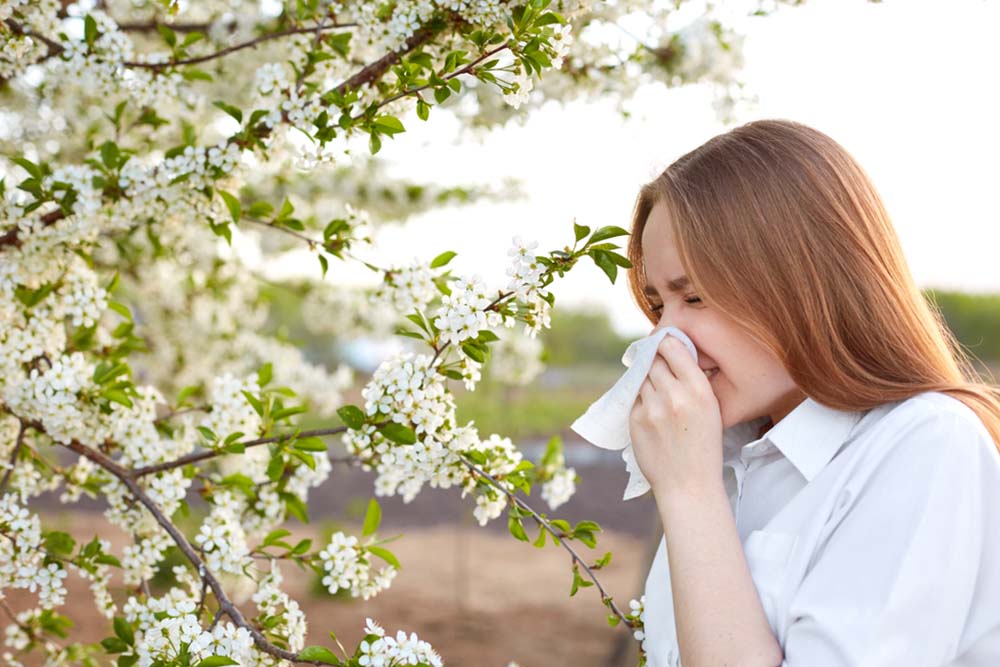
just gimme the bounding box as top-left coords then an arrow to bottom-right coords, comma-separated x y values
0,494 -> 68,610
541,467 -> 578,513
317,531 -> 398,600
357,616 -> 443,667
250,563 -> 308,653
123,586 -> 259,667
194,490 -> 252,576
628,594 -> 647,644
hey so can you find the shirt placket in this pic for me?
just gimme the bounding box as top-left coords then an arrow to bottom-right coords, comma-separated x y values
724,439 -> 775,533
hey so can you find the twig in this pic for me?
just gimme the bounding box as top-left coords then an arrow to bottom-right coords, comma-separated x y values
456,452 -> 634,629
132,424 -> 359,477
152,404 -> 211,424
121,23 -> 356,70
370,42 -> 510,112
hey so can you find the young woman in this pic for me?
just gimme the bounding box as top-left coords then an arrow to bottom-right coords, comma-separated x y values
625,119 -> 1000,666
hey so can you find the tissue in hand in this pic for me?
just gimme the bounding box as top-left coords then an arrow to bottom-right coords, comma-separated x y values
570,326 -> 698,500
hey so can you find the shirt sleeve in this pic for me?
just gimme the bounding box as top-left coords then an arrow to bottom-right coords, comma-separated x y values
780,404 -> 999,667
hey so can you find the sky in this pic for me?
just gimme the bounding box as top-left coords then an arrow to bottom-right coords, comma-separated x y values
263,0 -> 1000,340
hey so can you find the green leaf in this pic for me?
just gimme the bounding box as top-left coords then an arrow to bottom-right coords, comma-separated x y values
197,426 -> 217,443
461,341 -> 486,363
589,249 -> 618,284
218,190 -> 241,223
280,491 -> 310,524
326,31 -> 352,56
373,115 -> 405,135
213,100 -> 243,124
297,646 -> 338,665
362,497 -> 381,537
508,514 -> 529,542
156,23 -> 176,48
107,301 -> 132,321
262,528 -> 292,547
253,362 -> 271,387
100,141 -> 120,169
366,545 -> 401,569
276,197 -> 294,221
113,617 -> 134,646
240,390 -> 263,417
84,15 -> 98,47
379,422 -> 416,445
247,200 -> 274,217
292,437 -> 327,452
291,538 -> 312,555
587,225 -> 629,245
573,222 -> 590,242
181,31 -> 205,48
336,404 -> 366,429
574,519 -> 602,533
103,388 -> 134,408
430,250 -> 457,268
532,525 -> 547,548
101,637 -> 129,654
195,657 -> 239,667
14,283 -> 55,308
95,553 -> 122,567
43,531 -> 75,556
266,453 -> 285,482
12,156 -> 42,179
416,98 -> 430,121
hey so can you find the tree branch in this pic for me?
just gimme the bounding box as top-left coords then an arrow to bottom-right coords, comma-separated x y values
121,23 -> 356,71
58,438 -> 330,665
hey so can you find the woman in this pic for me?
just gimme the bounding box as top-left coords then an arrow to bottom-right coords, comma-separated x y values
625,119 -> 1000,666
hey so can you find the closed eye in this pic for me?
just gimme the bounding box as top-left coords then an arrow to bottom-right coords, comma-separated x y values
650,296 -> 701,313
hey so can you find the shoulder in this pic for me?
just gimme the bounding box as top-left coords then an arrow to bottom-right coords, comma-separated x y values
881,390 -> 993,447
854,390 -> 1000,485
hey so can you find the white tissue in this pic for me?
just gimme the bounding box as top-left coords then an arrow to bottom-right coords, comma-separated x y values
570,326 -> 699,500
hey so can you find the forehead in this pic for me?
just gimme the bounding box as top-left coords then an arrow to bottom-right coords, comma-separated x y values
641,202 -> 688,294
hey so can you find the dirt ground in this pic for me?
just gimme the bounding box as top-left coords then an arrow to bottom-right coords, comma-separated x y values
7,507 -> 657,667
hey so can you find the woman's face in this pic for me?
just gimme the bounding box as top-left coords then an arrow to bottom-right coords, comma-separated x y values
640,201 -> 805,429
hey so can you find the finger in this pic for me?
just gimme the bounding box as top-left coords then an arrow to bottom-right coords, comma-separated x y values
646,354 -> 679,392
657,335 -> 700,385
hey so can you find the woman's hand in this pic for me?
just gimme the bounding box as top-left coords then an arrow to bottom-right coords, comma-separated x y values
628,335 -> 725,500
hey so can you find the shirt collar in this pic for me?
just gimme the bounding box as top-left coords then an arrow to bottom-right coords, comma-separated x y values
722,397 -> 865,482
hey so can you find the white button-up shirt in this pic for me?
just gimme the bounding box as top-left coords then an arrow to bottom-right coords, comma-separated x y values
641,390 -> 1000,666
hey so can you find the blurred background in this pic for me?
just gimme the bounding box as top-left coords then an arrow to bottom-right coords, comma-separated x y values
16,0 -> 1000,665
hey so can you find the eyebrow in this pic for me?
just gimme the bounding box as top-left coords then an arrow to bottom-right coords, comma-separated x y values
643,275 -> 690,297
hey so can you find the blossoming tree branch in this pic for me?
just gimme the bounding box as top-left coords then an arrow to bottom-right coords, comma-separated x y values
1,0 -> 771,665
